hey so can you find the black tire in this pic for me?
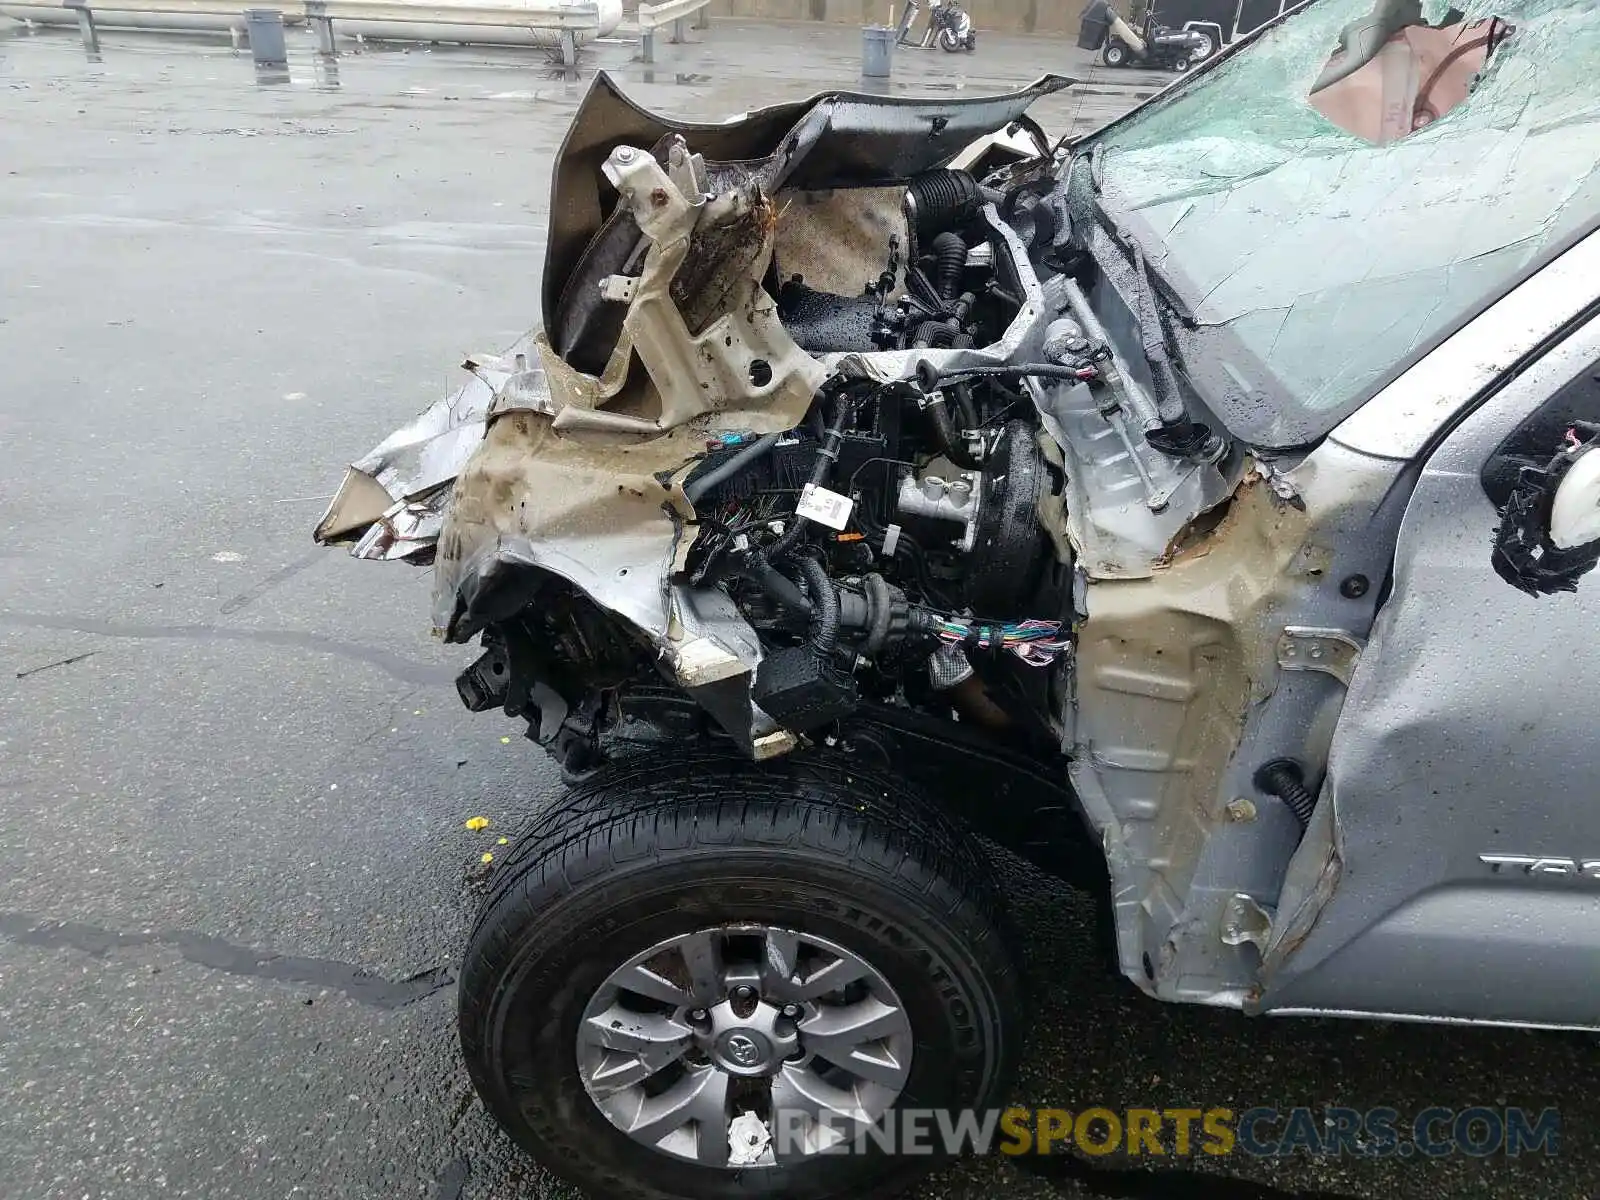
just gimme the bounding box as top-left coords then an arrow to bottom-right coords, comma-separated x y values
459,749 -> 1024,1200
1103,41 -> 1127,66
1173,55 -> 1190,71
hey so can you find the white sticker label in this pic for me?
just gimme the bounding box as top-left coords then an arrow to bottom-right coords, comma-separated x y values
796,483 -> 855,531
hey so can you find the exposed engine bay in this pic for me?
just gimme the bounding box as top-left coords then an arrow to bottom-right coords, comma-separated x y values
311,73 -> 1246,778
652,161 -> 1090,760
471,161 -> 1090,772
314,71 -> 1327,1013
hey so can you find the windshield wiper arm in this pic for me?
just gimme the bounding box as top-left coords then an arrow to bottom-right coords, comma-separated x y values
1070,146 -> 1221,460
1082,149 -> 1199,329
1128,240 -> 1223,461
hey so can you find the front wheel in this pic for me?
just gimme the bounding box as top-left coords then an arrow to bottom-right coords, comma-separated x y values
1173,55 -> 1190,71
459,751 -> 1024,1200
1103,40 -> 1127,66
937,26 -> 963,52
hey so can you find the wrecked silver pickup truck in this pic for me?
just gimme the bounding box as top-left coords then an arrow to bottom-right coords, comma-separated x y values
317,1 -> 1600,1194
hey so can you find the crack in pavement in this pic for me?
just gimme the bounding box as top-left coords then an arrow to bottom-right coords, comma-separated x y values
0,910 -> 456,1010
0,611 -> 455,686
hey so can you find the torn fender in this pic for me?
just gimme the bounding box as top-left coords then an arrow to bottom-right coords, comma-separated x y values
316,70 -> 1074,654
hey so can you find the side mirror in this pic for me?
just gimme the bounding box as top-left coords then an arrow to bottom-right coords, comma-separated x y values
1492,433 -> 1600,597
1549,445 -> 1600,551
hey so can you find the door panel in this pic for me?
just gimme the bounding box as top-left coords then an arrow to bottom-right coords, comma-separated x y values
1259,312 -> 1600,1027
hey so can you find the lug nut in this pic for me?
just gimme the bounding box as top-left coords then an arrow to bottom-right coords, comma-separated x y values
688,1008 -> 708,1022
734,985 -> 755,1000
781,1003 -> 801,1019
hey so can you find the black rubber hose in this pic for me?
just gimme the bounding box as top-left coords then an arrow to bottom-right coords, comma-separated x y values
929,232 -> 967,302
797,554 -> 840,657
738,550 -> 812,618
904,169 -> 982,239
863,572 -> 893,657
684,432 -> 781,507
911,320 -> 956,349
1255,759 -> 1318,828
703,549 -> 810,618
919,391 -> 982,470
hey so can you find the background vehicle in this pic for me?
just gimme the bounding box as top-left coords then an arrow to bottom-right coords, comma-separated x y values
1129,0 -> 1306,60
1078,0 -> 1208,68
315,1 -> 1600,1197
895,0 -> 976,52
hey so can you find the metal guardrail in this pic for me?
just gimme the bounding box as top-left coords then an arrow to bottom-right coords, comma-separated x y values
55,0 -> 260,15
47,0 -> 603,65
636,0 -> 707,63
55,0 -> 268,54
305,0 -> 602,64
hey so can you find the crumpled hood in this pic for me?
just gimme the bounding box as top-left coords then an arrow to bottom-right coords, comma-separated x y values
313,69 -> 1072,654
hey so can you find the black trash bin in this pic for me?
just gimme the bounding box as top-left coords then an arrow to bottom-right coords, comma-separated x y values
1078,0 -> 1112,50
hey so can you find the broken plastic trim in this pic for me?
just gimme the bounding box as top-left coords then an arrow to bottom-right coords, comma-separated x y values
1492,435 -> 1600,596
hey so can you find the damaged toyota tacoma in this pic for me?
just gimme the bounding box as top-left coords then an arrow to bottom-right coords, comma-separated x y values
315,1 -> 1600,1195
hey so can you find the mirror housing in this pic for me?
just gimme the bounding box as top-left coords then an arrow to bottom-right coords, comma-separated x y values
1549,445 -> 1600,550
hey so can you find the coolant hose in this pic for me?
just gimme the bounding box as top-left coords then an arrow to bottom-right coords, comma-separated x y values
863,572 -> 893,657
920,390 -> 982,470
796,554 -> 841,656
684,432 -> 781,507
739,550 -> 813,618
929,232 -> 967,302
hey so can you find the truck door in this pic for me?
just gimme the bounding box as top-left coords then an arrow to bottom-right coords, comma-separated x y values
1258,306 -> 1600,1027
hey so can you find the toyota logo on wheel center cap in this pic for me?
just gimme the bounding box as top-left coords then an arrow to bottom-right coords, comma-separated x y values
714,1028 -> 774,1074
726,1034 -> 761,1065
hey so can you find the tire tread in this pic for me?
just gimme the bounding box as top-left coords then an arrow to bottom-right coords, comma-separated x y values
457,747 -> 1024,1200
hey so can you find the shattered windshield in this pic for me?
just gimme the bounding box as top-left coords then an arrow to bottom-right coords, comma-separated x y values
1091,0 -> 1600,449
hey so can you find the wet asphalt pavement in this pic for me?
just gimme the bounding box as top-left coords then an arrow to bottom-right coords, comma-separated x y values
1,16 -> 1596,1200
